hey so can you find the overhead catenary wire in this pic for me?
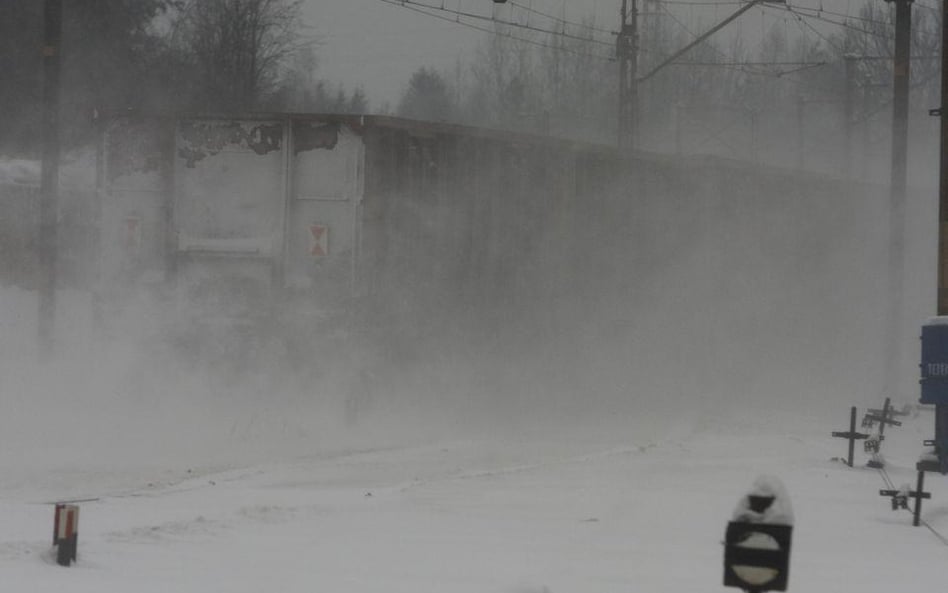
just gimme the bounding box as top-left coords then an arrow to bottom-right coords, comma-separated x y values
639,0 -> 773,82
773,3 -> 849,54
654,3 -> 823,79
382,0 -> 853,84
377,0 -> 618,60
660,0 -> 746,5
381,0 -> 619,49
788,2 -> 898,26
507,0 -> 617,37
776,2 -> 897,42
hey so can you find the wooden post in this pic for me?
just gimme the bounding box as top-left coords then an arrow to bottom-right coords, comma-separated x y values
863,397 -> 902,437
882,0 -> 913,400
832,407 -> 869,467
879,481 -> 930,524
913,469 -> 925,527
53,504 -> 79,566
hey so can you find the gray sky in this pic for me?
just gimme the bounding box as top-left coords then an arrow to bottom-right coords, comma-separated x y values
302,0 -> 649,106
306,0 -> 618,107
303,0 -> 897,109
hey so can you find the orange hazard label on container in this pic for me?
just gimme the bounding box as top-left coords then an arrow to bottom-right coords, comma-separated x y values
309,224 -> 328,256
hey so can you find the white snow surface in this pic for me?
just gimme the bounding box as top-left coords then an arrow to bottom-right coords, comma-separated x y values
2,287 -> 946,592
924,316 -> 948,327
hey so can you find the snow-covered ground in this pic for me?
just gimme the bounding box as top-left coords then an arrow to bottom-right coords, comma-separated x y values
1,399 -> 945,592
1,284 -> 946,592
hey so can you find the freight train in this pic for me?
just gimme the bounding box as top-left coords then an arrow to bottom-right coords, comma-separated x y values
95,112 -> 627,368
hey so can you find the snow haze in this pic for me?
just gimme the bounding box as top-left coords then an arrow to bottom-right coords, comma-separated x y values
0,0 -> 945,590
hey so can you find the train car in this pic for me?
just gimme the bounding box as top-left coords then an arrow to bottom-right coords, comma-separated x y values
95,112 -> 622,364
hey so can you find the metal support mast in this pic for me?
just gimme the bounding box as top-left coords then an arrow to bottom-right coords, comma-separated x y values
38,0 -> 63,360
618,0 -> 638,150
934,0 -> 948,464
844,54 -> 857,180
882,0 -> 913,400
937,0 -> 948,316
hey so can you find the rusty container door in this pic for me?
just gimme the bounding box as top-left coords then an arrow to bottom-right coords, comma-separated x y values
285,120 -> 363,308
174,119 -> 287,256
172,118 -> 288,324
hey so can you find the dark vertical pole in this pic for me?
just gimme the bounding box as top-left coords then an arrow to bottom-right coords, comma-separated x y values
938,0 -> 948,317
862,73 -> 871,179
618,0 -> 627,148
675,102 -> 683,156
844,55 -> 856,180
38,0 -> 63,361
617,0 -> 638,150
629,0 -> 638,149
879,397 -> 892,439
848,406 -> 857,467
883,0 -> 913,401
796,95 -> 805,170
913,469 -> 924,526
936,0 -> 948,471
749,110 -> 759,163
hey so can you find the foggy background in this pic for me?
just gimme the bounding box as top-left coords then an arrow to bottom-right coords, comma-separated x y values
0,0 -> 942,485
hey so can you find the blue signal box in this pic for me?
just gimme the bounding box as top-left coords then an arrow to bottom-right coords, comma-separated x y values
920,319 -> 948,405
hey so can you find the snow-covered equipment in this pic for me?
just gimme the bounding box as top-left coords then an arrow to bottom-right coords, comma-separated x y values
724,476 -> 793,593
861,397 -> 901,434
867,403 -> 913,418
879,476 -> 930,526
831,406 -> 870,467
880,484 -> 910,510
52,504 -> 79,566
864,433 -> 883,454
919,317 -> 948,473
861,398 -> 901,469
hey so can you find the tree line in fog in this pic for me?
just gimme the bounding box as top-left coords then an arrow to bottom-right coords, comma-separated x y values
397,4 -> 941,147
0,0 -> 941,156
0,0 -> 365,156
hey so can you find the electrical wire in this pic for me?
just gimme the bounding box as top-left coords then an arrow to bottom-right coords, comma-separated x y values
776,3 -> 896,42
789,3 -> 893,26
381,0 -> 895,84
381,0 -> 618,49
507,0 -> 617,37
656,2 -> 817,79
659,0 -> 747,5
377,0 -> 618,61
772,4 -> 849,54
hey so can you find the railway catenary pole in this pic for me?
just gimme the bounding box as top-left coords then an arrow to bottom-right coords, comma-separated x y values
936,1 -> 948,316
935,0 -> 948,462
844,54 -> 856,181
882,0 -> 913,402
617,0 -> 639,150
623,0 -> 774,150
38,0 -> 63,360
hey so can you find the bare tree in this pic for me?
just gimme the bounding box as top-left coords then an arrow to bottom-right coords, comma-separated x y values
834,3 -> 942,109
398,67 -> 456,121
175,0 -> 308,111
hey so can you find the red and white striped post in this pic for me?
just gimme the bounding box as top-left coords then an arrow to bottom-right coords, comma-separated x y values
53,504 -> 79,566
